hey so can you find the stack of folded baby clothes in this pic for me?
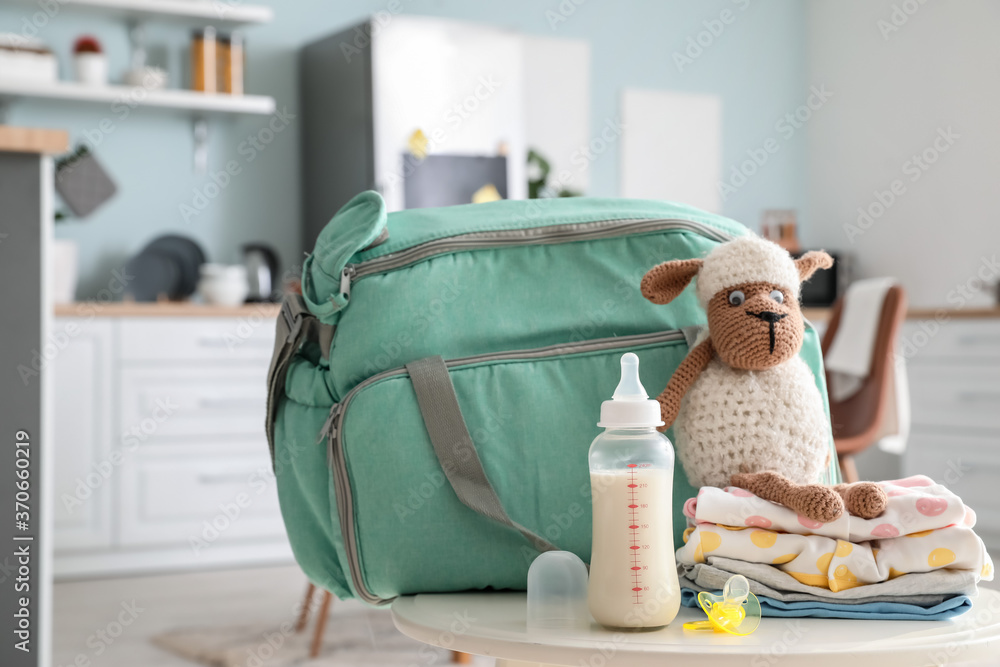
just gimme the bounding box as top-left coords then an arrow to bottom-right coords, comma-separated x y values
675,475 -> 994,619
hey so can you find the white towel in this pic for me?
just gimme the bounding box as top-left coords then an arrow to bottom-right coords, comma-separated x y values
824,277 -> 909,452
825,278 -> 896,400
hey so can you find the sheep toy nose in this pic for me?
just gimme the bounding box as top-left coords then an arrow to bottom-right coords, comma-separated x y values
748,311 -> 787,324
747,310 -> 789,353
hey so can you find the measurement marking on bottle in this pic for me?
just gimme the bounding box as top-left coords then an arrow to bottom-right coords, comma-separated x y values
627,463 -> 642,603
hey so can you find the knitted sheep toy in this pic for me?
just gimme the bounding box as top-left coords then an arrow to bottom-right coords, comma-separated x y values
641,236 -> 886,522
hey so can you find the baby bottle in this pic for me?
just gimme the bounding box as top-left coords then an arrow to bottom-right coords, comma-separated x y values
588,353 -> 680,629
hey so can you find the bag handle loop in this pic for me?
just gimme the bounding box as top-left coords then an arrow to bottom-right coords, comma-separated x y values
405,355 -> 560,555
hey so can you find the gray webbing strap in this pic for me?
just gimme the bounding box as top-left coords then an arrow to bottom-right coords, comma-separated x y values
266,294 -> 335,463
405,356 -> 559,554
681,325 -> 704,350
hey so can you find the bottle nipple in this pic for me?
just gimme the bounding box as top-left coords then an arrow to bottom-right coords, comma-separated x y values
597,353 -> 663,428
612,353 -> 648,401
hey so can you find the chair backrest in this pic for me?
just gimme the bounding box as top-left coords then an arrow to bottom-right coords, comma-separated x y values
820,284 -> 907,454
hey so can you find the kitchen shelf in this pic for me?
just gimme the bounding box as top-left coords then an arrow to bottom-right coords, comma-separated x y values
2,0 -> 273,28
0,79 -> 275,116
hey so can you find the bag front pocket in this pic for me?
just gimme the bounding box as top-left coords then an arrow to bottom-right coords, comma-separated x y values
327,330 -> 692,604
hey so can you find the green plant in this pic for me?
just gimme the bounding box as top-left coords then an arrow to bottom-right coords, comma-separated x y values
527,148 -> 581,199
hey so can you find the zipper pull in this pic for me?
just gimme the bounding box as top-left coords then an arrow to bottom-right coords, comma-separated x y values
319,403 -> 342,444
339,265 -> 356,301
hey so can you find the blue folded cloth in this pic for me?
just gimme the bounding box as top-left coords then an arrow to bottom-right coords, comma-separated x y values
681,588 -> 972,620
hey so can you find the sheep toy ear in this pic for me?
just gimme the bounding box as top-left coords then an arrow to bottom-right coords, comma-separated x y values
794,251 -> 834,282
641,258 -> 703,305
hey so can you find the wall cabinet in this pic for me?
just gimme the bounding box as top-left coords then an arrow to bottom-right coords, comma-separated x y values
51,312 -> 290,578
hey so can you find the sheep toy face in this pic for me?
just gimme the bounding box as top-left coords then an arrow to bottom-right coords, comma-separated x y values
706,280 -> 803,370
640,237 -> 832,370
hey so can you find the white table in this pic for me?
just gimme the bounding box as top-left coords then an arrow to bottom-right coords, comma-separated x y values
392,589 -> 1000,667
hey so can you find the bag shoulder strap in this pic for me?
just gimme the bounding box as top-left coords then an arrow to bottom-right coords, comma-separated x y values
266,294 -> 335,462
405,355 -> 559,555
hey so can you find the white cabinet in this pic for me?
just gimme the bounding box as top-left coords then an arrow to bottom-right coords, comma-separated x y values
52,318 -> 114,551
53,312 -> 290,578
118,366 -> 268,440
902,317 -> 1000,555
119,446 -> 281,549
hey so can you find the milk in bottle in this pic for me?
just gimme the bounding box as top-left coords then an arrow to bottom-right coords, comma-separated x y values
588,354 -> 680,629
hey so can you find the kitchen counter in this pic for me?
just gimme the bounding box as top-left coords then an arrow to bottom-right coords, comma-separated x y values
55,301 -> 282,318
59,303 -> 999,321
0,125 -> 68,154
802,306 -> 1000,324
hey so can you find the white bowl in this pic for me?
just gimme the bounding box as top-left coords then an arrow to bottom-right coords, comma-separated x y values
198,264 -> 248,306
123,66 -> 167,90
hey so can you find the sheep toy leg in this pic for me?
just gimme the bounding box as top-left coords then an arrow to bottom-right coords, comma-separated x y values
730,471 -> 845,523
834,482 -> 888,519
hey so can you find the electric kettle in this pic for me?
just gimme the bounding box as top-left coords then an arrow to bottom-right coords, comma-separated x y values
242,243 -> 279,302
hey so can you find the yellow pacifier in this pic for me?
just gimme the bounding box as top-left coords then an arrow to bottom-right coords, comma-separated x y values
682,574 -> 761,636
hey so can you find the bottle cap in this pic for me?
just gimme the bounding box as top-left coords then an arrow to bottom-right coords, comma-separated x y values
526,551 -> 590,630
597,353 -> 664,428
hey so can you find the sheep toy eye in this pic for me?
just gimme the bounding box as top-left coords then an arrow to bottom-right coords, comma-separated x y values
728,290 -> 745,306
769,290 -> 784,304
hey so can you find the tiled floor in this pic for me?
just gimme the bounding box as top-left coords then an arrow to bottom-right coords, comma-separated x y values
53,564 -> 349,667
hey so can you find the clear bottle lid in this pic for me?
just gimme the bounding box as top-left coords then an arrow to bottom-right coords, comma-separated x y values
526,551 -> 590,630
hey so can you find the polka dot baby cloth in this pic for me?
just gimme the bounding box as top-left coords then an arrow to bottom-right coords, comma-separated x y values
676,476 -> 995,592
685,475 -> 969,542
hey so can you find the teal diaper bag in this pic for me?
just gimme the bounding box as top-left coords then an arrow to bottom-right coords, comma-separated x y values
266,191 -> 838,605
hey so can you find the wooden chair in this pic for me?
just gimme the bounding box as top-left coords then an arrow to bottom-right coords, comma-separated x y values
295,583 -> 472,662
820,285 -> 907,483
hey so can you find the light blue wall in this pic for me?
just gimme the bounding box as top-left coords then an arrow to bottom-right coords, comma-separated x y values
1,0 -> 806,298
